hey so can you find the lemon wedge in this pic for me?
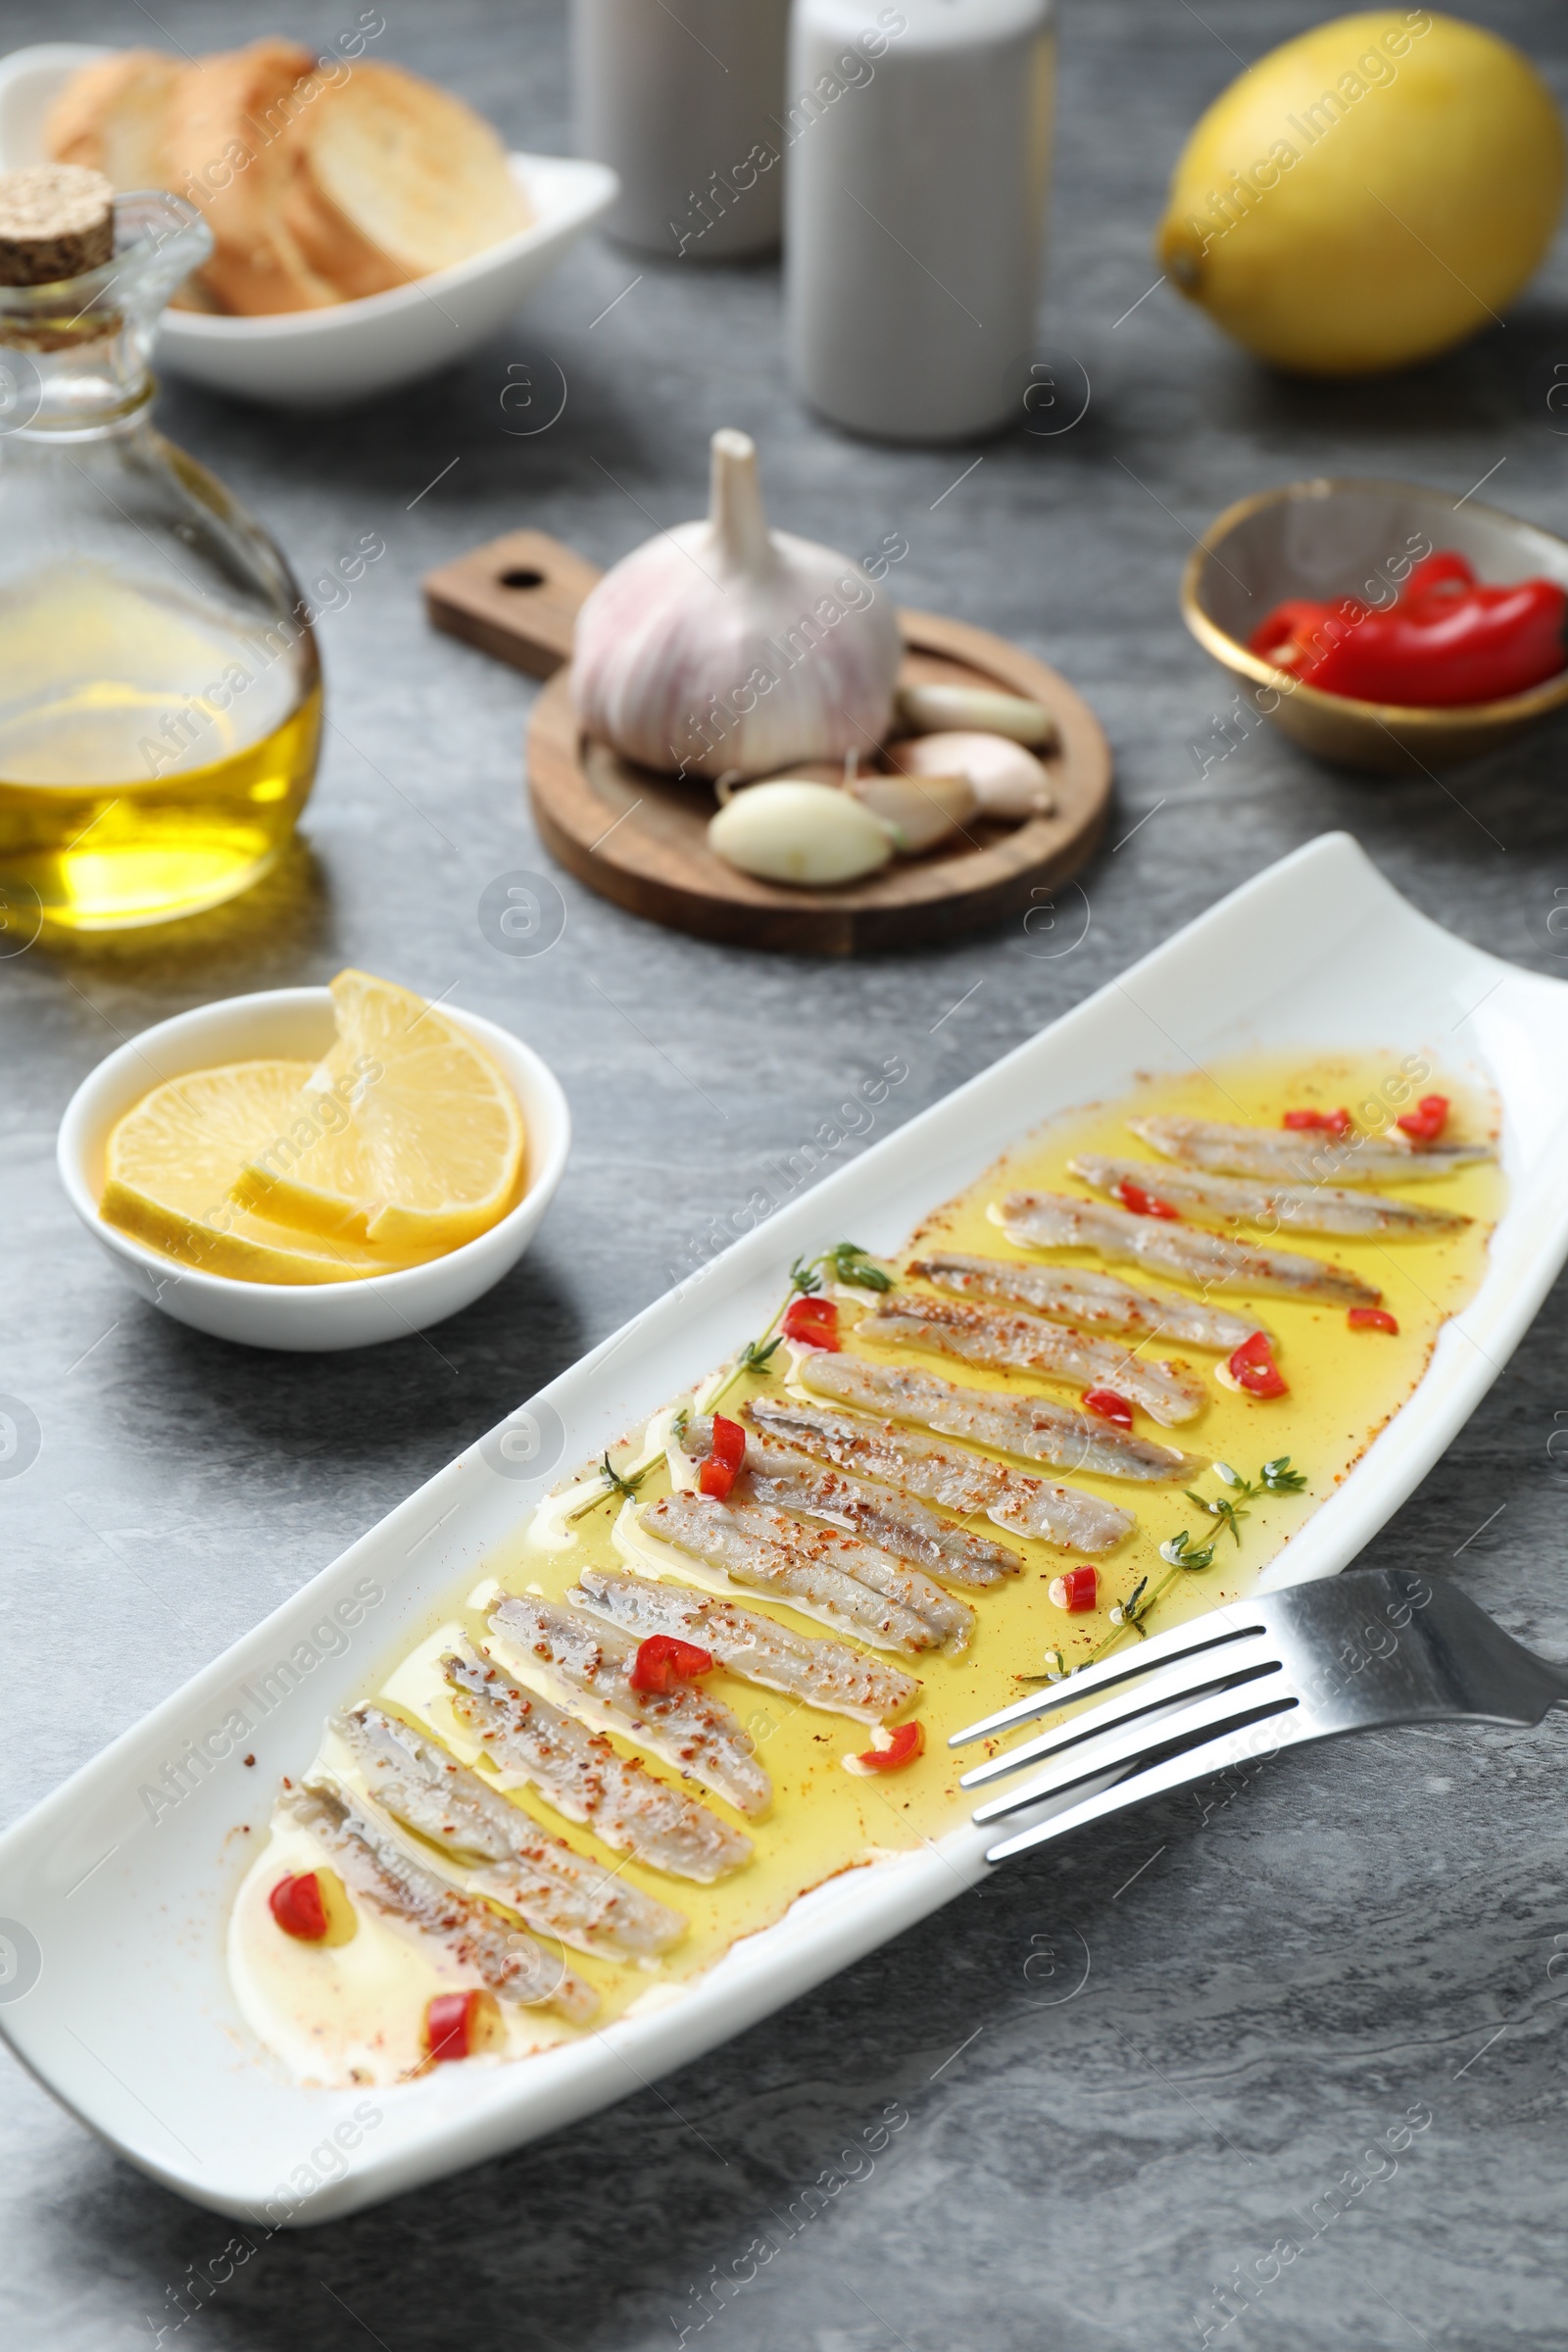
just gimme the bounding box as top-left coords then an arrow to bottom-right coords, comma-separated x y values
101,1061 -> 425,1286
231,970 -> 525,1254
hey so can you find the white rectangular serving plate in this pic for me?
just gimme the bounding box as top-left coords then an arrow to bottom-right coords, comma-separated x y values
6,832 -> 1568,2225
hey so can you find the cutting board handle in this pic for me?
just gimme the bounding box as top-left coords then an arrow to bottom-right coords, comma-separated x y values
422,530 -> 605,681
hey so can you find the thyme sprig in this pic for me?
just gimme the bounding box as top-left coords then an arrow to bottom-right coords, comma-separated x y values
1018,1454 -> 1313,1685
705,1241 -> 893,1411
565,1449 -> 652,1523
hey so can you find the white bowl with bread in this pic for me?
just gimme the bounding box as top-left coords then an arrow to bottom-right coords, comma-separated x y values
0,40 -> 617,405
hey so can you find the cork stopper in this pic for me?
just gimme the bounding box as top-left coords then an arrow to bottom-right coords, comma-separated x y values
0,165 -> 115,287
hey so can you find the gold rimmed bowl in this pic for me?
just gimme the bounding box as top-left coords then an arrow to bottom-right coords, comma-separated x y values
1181,478 -> 1568,774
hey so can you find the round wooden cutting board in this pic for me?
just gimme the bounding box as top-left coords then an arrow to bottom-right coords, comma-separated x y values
424,530 -> 1112,956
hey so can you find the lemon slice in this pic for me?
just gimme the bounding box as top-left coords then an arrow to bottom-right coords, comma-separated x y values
231,970 -> 525,1254
101,1060 -> 424,1287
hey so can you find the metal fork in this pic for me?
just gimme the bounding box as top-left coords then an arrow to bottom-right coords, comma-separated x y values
949,1569 -> 1567,1864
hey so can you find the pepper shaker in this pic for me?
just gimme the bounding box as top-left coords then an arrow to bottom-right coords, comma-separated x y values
572,0 -> 792,260
785,0 -> 1055,442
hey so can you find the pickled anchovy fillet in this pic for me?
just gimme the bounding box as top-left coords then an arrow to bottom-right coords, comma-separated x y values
334,1705 -> 685,1957
489,1592 -> 770,1818
442,1642 -> 752,1884
1068,1152 -> 1466,1239
858,1291 -> 1208,1427
572,1565 -> 918,1722
999,1189 -> 1380,1309
909,1250 -> 1265,1351
684,1413 -> 1020,1587
287,1778 -> 599,2022
796,1349 -> 1193,1486
754,1386 -> 1135,1553
638,1492 -> 946,1655
1129,1114 -> 1492,1186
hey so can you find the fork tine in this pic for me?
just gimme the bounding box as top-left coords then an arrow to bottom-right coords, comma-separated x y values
971,1678 -> 1298,1828
982,1701 -> 1313,1864
948,1602 -> 1271,1748
958,1631 -> 1283,1789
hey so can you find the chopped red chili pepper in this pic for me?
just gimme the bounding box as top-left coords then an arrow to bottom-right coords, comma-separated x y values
1250,552 -> 1568,709
1048,1566 -> 1099,1613
1396,1093 -> 1450,1144
1348,1307 -> 1399,1334
698,1412 -> 747,1498
1227,1329 -> 1289,1398
856,1720 -> 924,1773
782,1296 -> 840,1350
1114,1178 -> 1179,1220
1082,1387 -> 1134,1429
423,1988 -> 501,2063
628,1633 -> 715,1693
1282,1106 -> 1352,1135
269,1872 -> 328,1941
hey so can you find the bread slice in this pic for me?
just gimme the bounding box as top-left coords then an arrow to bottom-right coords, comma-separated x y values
45,50 -> 182,190
158,39 -> 341,315
283,61 -> 530,298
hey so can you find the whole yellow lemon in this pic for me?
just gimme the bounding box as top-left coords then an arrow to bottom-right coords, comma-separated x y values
1157,10 -> 1565,374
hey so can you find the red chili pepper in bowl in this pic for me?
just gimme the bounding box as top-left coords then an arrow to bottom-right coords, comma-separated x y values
1250,551 -> 1568,709
855,1721 -> 924,1773
628,1633 -> 714,1693
268,1868 -> 355,1944
1226,1330 -> 1288,1398
1082,1387 -> 1134,1429
1048,1566 -> 1099,1613
697,1411 -> 747,1499
1396,1094 -> 1450,1144
423,1988 -> 502,2063
1348,1307 -> 1399,1334
1114,1178 -> 1178,1220
782,1296 -> 840,1349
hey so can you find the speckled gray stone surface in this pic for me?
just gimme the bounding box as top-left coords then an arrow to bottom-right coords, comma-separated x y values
5,1 -> 1568,2344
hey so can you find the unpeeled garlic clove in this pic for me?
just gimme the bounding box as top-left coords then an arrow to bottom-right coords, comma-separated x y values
708,780 -> 894,887
896,682 -> 1058,751
847,771 -> 977,854
885,731 -> 1055,823
571,427 -> 902,783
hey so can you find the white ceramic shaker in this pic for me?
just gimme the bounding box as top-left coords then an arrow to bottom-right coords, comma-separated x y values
572,0 -> 792,260
785,0 -> 1055,441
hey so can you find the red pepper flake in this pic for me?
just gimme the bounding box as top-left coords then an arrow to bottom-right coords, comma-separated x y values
628,1633 -> 714,1693
423,1987 -> 501,2064
697,1411 -> 747,1499
1396,1094 -> 1450,1145
1082,1386 -> 1134,1429
1114,1178 -> 1179,1220
1282,1106 -> 1352,1135
1227,1330 -> 1289,1399
1348,1307 -> 1399,1334
782,1296 -> 840,1349
1048,1566 -> 1099,1613
269,1872 -> 329,1942
856,1721 -> 924,1773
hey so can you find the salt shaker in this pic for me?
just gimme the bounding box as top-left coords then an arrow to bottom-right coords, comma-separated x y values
785,0 -> 1055,442
572,0 -> 792,260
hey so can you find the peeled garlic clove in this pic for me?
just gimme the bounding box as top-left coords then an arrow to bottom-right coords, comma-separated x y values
571,428 -> 902,783
709,781 -> 894,887
847,771 -> 977,854
896,682 -> 1058,751
886,731 -> 1055,823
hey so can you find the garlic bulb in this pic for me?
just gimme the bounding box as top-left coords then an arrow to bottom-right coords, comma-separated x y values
886,731 -> 1054,822
709,781 -> 893,886
571,428 -> 902,783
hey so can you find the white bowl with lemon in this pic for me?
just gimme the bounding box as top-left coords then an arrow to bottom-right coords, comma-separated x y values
57,972 -> 571,1352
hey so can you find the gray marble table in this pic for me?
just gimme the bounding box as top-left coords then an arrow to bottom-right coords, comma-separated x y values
5,1 -> 1568,2345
